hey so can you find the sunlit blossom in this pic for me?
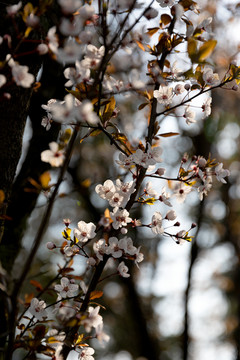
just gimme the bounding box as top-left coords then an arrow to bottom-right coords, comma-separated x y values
153,85 -> 173,105
41,142 -> 65,167
151,212 -> 164,234
74,221 -> 96,243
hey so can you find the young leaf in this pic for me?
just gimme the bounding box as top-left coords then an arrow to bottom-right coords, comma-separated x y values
161,14 -> 172,26
102,96 -> 116,123
0,190 -> 5,204
90,290 -> 103,300
147,27 -> 159,36
39,172 -> 51,189
158,132 -> 179,137
198,40 -> 217,61
62,228 -> 71,240
30,280 -> 43,292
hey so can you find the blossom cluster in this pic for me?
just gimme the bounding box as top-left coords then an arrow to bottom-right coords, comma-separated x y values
116,145 -> 162,170
93,235 -> 144,272
95,178 -> 136,209
3,0 -> 235,359
41,94 -> 99,126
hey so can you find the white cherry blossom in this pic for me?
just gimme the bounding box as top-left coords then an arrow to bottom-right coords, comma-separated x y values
93,239 -> 107,261
173,183 -> 192,203
116,153 -> 135,169
118,261 -> 130,278
41,142 -> 65,167
118,236 -> 137,256
145,181 -> 158,198
203,67 -> 220,86
59,17 -> 82,37
54,277 -> 79,298
57,40 -> 82,64
134,247 -> 144,267
0,74 -> 6,88
49,94 -> 77,123
79,347 -> 95,360
74,221 -> 96,243
132,145 -> 162,168
29,298 -> 47,321
12,64 -> 34,88
215,163 -> 230,183
198,176 -> 212,200
108,192 -> 124,208
174,84 -> 185,95
151,212 -> 164,234
115,179 -> 136,205
96,323 -> 110,344
79,4 -> 95,20
64,60 -> 91,87
47,26 -> 58,53
184,105 -> 196,125
165,210 -> 177,221
76,100 -> 99,125
110,208 -> 132,230
106,237 -> 123,258
81,45 -> 105,69
95,180 -> 116,200
82,306 -> 103,332
103,75 -> 124,92
153,85 -> 173,105
202,97 -> 212,118
6,1 -> 22,15
159,187 -> 172,207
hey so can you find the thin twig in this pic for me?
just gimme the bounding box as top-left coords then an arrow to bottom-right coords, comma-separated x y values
6,126 -> 80,360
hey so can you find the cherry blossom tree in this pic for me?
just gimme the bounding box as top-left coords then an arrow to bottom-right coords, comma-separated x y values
0,0 -> 237,359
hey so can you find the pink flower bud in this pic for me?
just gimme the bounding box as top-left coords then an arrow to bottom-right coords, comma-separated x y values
144,8 -> 158,19
26,14 -> 40,27
155,167 -> 165,176
37,43 -> 48,55
121,228 -> 128,234
3,92 -> 11,99
46,242 -> 56,250
63,218 -> 71,227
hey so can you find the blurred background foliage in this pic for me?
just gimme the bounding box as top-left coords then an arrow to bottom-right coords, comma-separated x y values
7,0 -> 240,359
